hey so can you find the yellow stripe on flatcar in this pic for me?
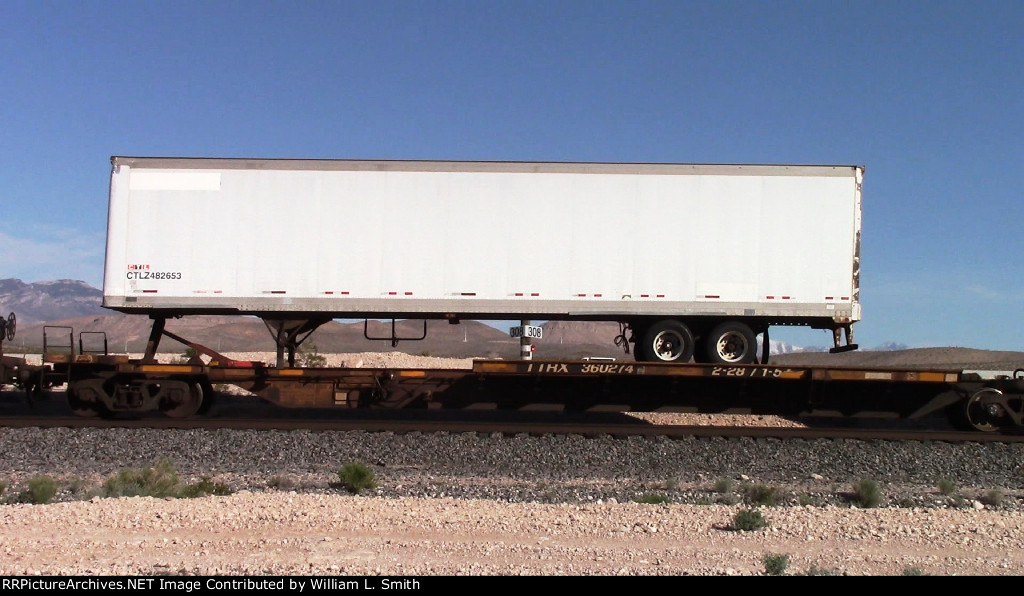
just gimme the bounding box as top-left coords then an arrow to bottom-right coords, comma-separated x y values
813,370 -> 891,381
138,365 -> 197,373
474,362 -> 519,373
278,369 -> 305,376
659,366 -> 707,377
398,370 -> 427,377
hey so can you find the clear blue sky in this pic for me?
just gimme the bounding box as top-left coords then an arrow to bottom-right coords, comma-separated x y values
1,1 -> 1021,351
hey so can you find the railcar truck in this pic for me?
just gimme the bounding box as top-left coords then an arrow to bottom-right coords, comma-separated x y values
103,157 -> 863,365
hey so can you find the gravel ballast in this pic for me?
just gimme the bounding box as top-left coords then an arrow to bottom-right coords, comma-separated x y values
2,352 -> 1024,576
1,423 -> 1024,576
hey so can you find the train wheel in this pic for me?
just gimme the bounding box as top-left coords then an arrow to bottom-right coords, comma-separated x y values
196,381 -> 217,415
162,381 -> 206,418
705,322 -> 757,364
948,388 -> 1004,432
637,320 -> 694,363
68,384 -> 107,418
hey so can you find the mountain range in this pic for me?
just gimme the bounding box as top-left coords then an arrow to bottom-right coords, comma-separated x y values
0,279 -> 108,326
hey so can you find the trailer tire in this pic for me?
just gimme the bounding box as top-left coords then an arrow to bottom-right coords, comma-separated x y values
636,320 -> 694,363
705,322 -> 757,364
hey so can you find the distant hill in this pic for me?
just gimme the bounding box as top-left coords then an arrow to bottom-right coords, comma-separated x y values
0,279 -> 106,326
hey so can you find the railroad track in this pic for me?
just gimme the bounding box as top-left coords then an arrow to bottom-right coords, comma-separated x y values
2,404 -> 1020,443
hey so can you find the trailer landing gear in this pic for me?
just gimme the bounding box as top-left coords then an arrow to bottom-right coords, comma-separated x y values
264,318 -> 331,368
830,324 -> 859,354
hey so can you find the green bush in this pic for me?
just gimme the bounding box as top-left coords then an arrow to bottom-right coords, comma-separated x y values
937,478 -> 957,496
979,489 -> 1004,508
732,508 -> 768,532
713,477 -> 734,493
742,484 -> 780,506
67,478 -> 100,500
338,463 -> 378,494
803,565 -> 840,576
104,458 -> 182,498
105,460 -> 232,499
21,476 -> 59,504
179,347 -> 200,364
852,478 -> 882,508
298,343 -> 327,368
717,494 -> 740,506
797,494 -> 822,507
763,552 -> 790,576
897,496 -> 917,509
179,477 -> 233,498
903,566 -> 925,576
0,479 -> 6,498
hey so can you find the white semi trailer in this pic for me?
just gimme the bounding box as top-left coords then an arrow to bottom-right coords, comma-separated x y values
103,157 -> 863,365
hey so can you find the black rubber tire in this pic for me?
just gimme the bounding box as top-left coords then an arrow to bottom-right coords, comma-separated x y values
704,321 -> 758,364
636,320 -> 695,363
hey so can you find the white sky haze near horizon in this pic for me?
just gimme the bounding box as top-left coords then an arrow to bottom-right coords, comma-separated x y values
0,1 -> 1021,351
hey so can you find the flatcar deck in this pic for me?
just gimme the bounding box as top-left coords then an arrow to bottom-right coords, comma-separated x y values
5,353 -> 1022,433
